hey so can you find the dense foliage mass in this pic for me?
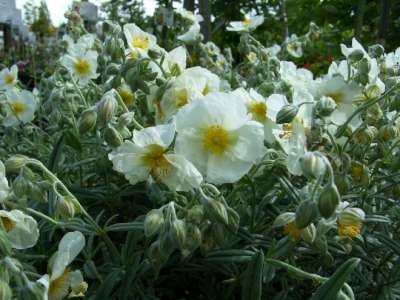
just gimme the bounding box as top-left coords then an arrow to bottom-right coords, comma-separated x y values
0,2 -> 400,300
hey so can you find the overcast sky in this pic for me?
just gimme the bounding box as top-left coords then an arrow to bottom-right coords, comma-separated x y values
15,0 -> 158,25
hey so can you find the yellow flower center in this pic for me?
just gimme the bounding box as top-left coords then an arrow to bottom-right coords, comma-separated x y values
73,59 -> 90,75
325,92 -> 343,104
202,125 -> 232,155
248,101 -> 267,122
49,267 -> 71,300
279,122 -> 293,139
337,221 -> 362,238
132,37 -> 149,50
1,217 -> 15,232
176,89 -> 188,107
10,102 -> 26,115
142,144 -> 170,179
4,73 -> 15,85
283,222 -> 301,241
118,86 -> 135,106
243,18 -> 252,26
202,84 -> 211,96
350,164 -> 363,181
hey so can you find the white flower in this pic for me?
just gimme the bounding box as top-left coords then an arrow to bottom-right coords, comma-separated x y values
0,209 -> 39,249
175,92 -> 265,184
109,123 -> 203,191
233,88 -> 288,143
0,161 -> 9,202
157,67 -> 220,123
124,23 -> 157,57
227,15 -> 264,32
150,46 -> 187,77
286,34 -> 303,58
0,65 -> 18,90
176,7 -> 203,23
60,49 -> 98,85
316,76 -> 363,126
2,89 -> 37,127
63,33 -> 96,56
37,231 -> 86,300
178,22 -> 202,43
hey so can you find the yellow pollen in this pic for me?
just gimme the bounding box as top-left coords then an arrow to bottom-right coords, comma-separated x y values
337,221 -> 362,238
243,18 -> 252,26
176,89 -> 188,107
49,267 -> 71,300
4,73 -> 15,85
118,87 -> 135,106
202,84 -> 211,96
73,59 -> 90,75
279,122 -> 293,139
1,217 -> 15,232
248,101 -> 267,122
202,125 -> 231,155
142,144 -> 170,179
283,222 -> 301,241
325,92 -> 343,104
10,102 -> 26,115
132,37 -> 149,50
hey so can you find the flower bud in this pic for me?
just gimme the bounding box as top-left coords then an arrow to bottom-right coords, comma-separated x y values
104,126 -> 123,148
144,209 -> 164,238
335,175 -> 350,194
148,240 -> 168,266
97,90 -> 118,126
182,224 -> 202,255
357,58 -> 371,75
379,124 -> 398,141
148,49 -> 162,60
368,44 -> 385,58
318,183 -> 340,218
299,152 -> 326,178
350,161 -> 369,185
276,104 -> 299,124
28,184 -> 48,203
348,49 -> 364,62
295,200 -> 317,229
365,84 -> 382,99
201,196 -> 229,225
55,197 -> 76,219
105,63 -> 120,76
0,280 -> 12,300
170,219 -> 186,249
186,205 -> 204,224
315,96 -> 337,117
117,112 -> 135,128
78,108 -> 97,134
5,155 -> 28,173
0,231 -> 12,257
12,175 -> 31,198
273,212 -> 295,228
300,223 -> 316,244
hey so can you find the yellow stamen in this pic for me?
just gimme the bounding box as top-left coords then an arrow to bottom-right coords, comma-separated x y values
142,144 -> 170,179
283,222 -> 301,241
279,122 -> 293,139
325,92 -> 343,104
73,59 -> 90,75
248,101 -> 267,122
243,18 -> 252,26
49,267 -> 71,300
202,125 -> 232,155
10,102 -> 26,115
132,37 -> 149,50
4,73 -> 15,85
337,221 -> 362,238
176,89 -> 188,107
118,86 -> 135,106
1,217 -> 15,232
202,84 -> 210,96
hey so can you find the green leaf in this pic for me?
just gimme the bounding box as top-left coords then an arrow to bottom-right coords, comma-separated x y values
376,233 -> 400,256
310,257 -> 360,300
242,250 -> 264,300
105,221 -> 144,232
203,249 -> 255,264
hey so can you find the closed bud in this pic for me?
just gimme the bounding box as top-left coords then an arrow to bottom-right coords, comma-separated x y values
105,63 -> 120,76
186,205 -> 204,224
276,104 -> 299,124
5,155 -> 28,173
104,126 -> 123,148
353,126 -> 377,144
368,44 -> 385,58
78,108 -> 97,134
12,175 -> 31,198
117,112 -> 135,128
0,279 -> 12,300
301,223 -> 316,243
348,49 -> 364,62
55,197 -> 75,219
144,209 -> 165,238
148,49 -> 162,60
170,219 -> 186,249
350,161 -> 369,185
182,224 -> 202,255
335,175 -> 350,194
357,58 -> 370,75
0,231 -> 12,257
365,84 -> 382,99
318,183 -> 340,218
316,96 -> 337,116
227,207 -> 240,232
97,90 -> 118,126
201,196 -> 229,225
295,200 -> 317,229
379,124 -> 398,141
148,240 -> 168,266
299,152 -> 326,178
28,184 -> 48,203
